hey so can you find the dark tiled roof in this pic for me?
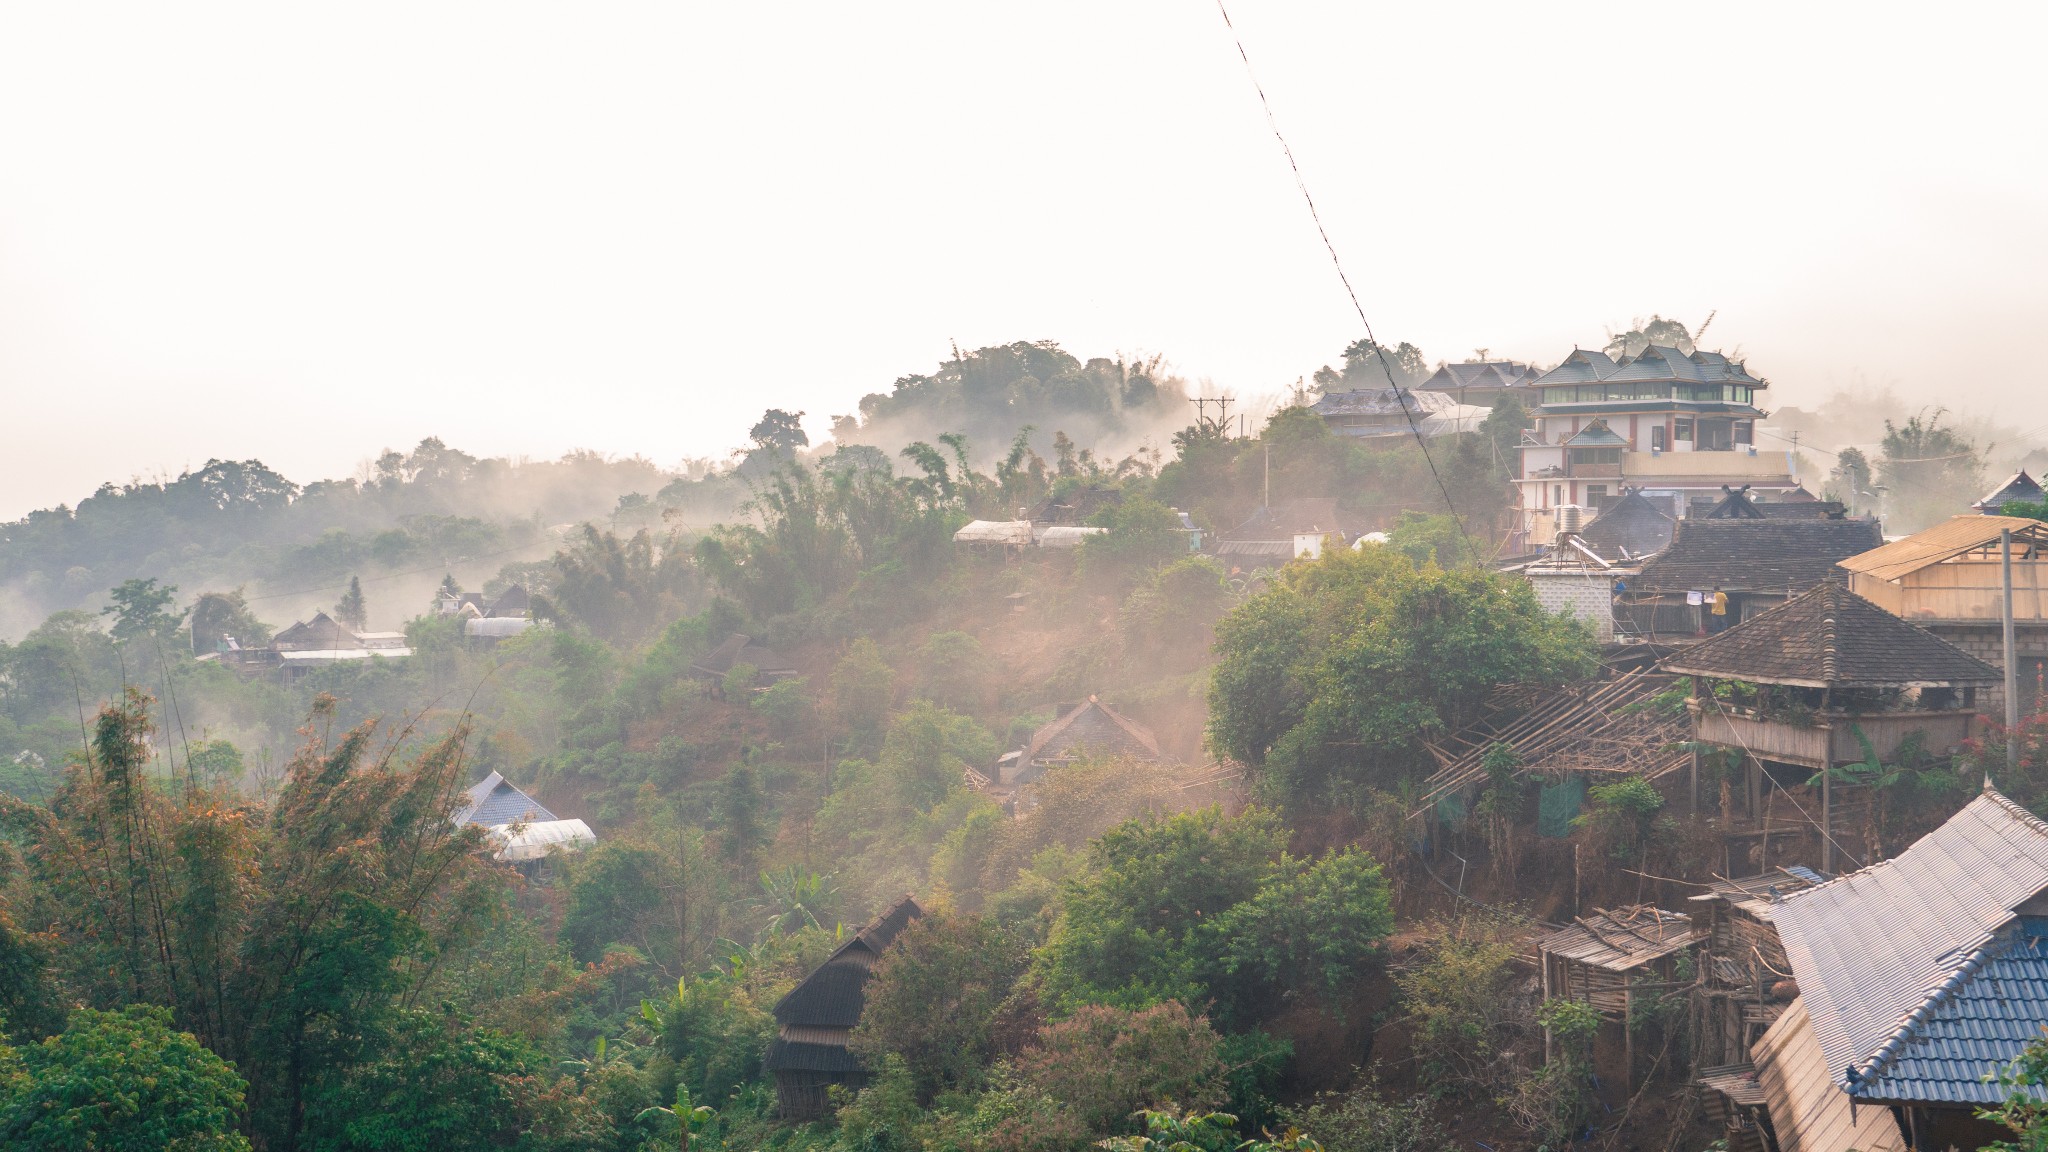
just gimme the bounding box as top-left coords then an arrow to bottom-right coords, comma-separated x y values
1701,486 -> 1767,519
1976,470 -> 2045,512
690,633 -> 797,678
486,584 -> 531,617
1530,348 -> 1620,386
1578,489 -> 1675,562
767,896 -> 924,1063
1563,419 -> 1628,447
1418,361 -> 1538,393
1850,916 -> 2048,1105
453,771 -> 557,827
1768,789 -> 2048,1102
1604,345 -> 1765,387
1630,517 -> 1883,594
1217,498 -> 1347,542
1662,580 -> 2001,688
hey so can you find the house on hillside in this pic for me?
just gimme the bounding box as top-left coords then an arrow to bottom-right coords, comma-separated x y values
1415,359 -> 1540,409
1310,386 -> 1488,441
1536,906 -> 1694,1095
994,696 -> 1166,788
465,584 -> 537,641
1744,787 -> 2048,1152
952,519 -> 1035,549
1975,469 -> 2044,513
452,770 -> 595,863
1616,517 -> 1884,640
765,896 -> 923,1119
690,633 -> 799,695
1514,346 -> 1799,546
1025,484 -> 1121,528
269,611 -> 413,679
1211,498 -> 1354,564
1662,580 -> 2001,873
1839,515 -> 2048,715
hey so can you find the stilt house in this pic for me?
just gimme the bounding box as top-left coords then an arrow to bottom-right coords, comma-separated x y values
765,896 -> 923,1119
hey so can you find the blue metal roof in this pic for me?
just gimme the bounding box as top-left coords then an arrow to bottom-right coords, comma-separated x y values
1771,789 -> 2048,1101
453,771 -> 557,827
1851,916 -> 2048,1105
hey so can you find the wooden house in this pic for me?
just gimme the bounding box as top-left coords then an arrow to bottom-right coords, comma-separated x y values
1748,787 -> 2048,1152
1211,498 -> 1354,564
272,611 -> 363,652
764,896 -> 923,1119
997,696 -> 1166,788
690,633 -> 798,694
1662,579 -> 2001,872
1975,469 -> 2044,513
1617,517 -> 1883,640
1414,359 -> 1540,409
1536,906 -> 1695,1093
1838,515 -> 2048,714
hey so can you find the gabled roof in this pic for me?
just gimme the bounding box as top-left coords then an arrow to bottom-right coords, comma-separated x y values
453,770 -> 557,827
1021,697 -> 1165,767
1530,348 -> 1620,386
1217,498 -> 1348,542
769,895 -> 923,1033
1839,514 -> 2048,583
1631,518 -> 1885,594
486,584 -> 531,618
1418,361 -> 1538,393
1702,485 -> 1767,519
1602,345 -> 1767,387
1310,387 -> 1459,418
1563,419 -> 1628,448
1661,580 -> 2002,688
1768,788 -> 2048,1101
1976,470 -> 2045,512
690,633 -> 798,678
274,612 -> 362,650
1577,489 -> 1675,562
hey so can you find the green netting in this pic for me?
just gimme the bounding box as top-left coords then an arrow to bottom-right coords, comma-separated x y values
1537,775 -> 1586,838
1434,792 -> 1466,829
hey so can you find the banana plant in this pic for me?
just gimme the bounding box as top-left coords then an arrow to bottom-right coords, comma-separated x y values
637,1084 -> 716,1152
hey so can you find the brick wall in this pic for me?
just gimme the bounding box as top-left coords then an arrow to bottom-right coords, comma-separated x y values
1926,622 -> 2048,715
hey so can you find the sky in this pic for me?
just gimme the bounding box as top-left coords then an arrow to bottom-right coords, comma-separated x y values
2,2 -> 2044,519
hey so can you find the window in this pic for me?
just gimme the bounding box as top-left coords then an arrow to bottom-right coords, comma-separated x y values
1651,425 -> 1667,451
1734,420 -> 1754,445
1586,484 -> 1611,507
1674,418 -> 1694,442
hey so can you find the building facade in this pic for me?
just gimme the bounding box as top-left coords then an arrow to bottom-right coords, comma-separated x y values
1515,346 -> 1800,545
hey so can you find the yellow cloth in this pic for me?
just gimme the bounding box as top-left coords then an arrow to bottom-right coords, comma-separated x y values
1710,591 -> 1728,616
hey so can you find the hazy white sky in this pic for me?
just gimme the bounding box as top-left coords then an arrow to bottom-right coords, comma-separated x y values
2,2 -> 2043,518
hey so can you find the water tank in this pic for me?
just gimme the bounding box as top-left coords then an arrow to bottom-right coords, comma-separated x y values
1557,504 -> 1586,535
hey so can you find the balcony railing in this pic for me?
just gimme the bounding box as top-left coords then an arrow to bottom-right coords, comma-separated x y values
1690,703 -> 1979,768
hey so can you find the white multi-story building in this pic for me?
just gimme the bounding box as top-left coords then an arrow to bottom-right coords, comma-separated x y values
1515,345 -> 1799,546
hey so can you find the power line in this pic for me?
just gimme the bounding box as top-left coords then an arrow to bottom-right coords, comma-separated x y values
1209,1 -> 1472,551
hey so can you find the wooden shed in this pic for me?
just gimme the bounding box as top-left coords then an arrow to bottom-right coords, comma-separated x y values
1537,905 -> 1694,1091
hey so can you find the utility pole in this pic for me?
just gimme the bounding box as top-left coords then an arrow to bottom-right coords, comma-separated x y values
1264,444 -> 1271,509
2006,527 -> 2020,779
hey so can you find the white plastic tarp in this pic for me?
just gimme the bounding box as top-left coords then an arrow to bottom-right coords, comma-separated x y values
953,520 -> 1034,545
1037,526 -> 1106,548
489,818 -> 597,862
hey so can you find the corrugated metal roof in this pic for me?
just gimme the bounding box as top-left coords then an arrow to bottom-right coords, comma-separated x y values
1753,1000 -> 1908,1152
1850,916 -> 2048,1104
1837,515 -> 2048,583
1769,789 -> 2048,1099
453,771 -> 557,827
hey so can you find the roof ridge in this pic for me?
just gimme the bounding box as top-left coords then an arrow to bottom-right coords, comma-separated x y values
1846,925 -> 2008,1096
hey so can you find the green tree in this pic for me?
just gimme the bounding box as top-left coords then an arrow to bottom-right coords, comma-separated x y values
850,911 -> 1029,1100
0,1004 -> 249,1152
334,576 -> 367,631
749,408 -> 810,456
832,638 -> 895,741
102,578 -> 187,646
1081,497 -> 1186,590
1012,1001 -> 1227,1136
1880,408 -> 1986,531
189,588 -> 271,654
1984,1029 -> 2048,1151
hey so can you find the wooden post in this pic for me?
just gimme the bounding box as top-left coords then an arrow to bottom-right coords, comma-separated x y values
1623,985 -> 1634,1098
2006,527 -> 2020,779
1541,953 -> 1554,1065
1821,757 -> 1834,874
1690,677 -> 1703,812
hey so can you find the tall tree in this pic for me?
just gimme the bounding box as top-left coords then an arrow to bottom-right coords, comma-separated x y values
333,576 -> 367,631
189,589 -> 271,654
101,578 -> 186,647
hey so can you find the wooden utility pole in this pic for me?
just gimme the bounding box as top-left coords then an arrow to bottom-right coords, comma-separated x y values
2006,527 -> 2021,779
